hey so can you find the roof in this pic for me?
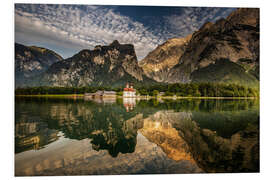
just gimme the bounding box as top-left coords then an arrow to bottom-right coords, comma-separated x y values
124,88 -> 135,92
103,91 -> 116,95
87,90 -> 117,96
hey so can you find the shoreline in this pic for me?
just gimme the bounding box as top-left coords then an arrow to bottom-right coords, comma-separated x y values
15,94 -> 258,99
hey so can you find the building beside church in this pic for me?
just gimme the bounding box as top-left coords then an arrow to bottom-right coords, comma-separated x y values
123,83 -> 136,97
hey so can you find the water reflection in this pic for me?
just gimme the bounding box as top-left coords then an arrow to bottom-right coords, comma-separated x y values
15,97 -> 259,175
15,121 -> 59,153
84,96 -> 116,104
123,98 -> 136,112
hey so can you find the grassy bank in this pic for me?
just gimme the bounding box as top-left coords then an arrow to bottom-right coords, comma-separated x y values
15,94 -> 257,99
159,96 -> 257,99
15,83 -> 259,98
15,94 -> 84,97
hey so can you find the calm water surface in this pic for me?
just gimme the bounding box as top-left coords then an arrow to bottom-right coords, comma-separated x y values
15,97 -> 259,175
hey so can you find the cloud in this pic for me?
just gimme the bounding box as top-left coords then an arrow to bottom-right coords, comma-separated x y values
164,7 -> 235,37
15,5 -> 235,60
15,4 -> 165,59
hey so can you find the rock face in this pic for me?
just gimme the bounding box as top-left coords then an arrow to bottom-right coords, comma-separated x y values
167,8 -> 259,86
15,43 -> 63,87
138,8 -> 259,87
38,40 -> 155,87
15,8 -> 260,88
139,35 -> 191,82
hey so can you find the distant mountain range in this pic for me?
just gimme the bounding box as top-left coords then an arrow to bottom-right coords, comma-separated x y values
15,8 -> 259,88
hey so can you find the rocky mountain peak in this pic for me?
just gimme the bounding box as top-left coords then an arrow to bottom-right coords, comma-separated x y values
139,35 -> 192,82
110,40 -> 120,46
166,8 -> 259,86
35,40 -> 155,87
227,8 -> 259,27
198,21 -> 214,31
15,8 -> 259,88
15,43 -> 63,87
94,45 -> 102,51
78,49 -> 92,57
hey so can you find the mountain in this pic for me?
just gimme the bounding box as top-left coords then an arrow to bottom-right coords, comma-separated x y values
37,40 -> 156,87
138,8 -> 259,87
191,58 -> 259,87
139,35 -> 191,82
167,8 -> 259,86
15,43 -> 63,87
15,8 -> 259,88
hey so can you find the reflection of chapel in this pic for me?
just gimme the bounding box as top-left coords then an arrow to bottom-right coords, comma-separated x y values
123,83 -> 136,97
123,98 -> 136,112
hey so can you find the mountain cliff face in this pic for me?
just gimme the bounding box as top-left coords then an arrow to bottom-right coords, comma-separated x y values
15,8 -> 259,88
38,40 -> 155,87
139,35 -> 191,82
167,8 -> 259,86
15,43 -> 63,87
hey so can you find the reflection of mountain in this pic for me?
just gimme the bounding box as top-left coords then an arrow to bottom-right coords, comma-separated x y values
163,110 -> 259,172
138,108 -> 259,172
15,97 -> 155,157
15,97 -> 259,174
15,120 -> 59,153
139,112 -> 195,162
91,114 -> 144,157
16,132 -> 202,176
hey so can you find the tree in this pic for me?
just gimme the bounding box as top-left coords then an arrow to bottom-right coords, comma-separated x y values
139,89 -> 148,96
165,91 -> 174,96
152,90 -> 159,97
117,91 -> 123,96
194,89 -> 201,97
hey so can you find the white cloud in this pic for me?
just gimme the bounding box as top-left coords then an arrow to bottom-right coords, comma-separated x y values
15,5 -> 235,60
15,4 -> 164,59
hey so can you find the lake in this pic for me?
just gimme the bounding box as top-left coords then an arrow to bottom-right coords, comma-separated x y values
15,97 -> 259,175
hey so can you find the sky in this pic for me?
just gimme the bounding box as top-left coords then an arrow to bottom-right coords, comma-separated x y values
15,4 -> 235,60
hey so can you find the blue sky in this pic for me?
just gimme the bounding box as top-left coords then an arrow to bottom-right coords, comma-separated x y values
15,4 -> 235,60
